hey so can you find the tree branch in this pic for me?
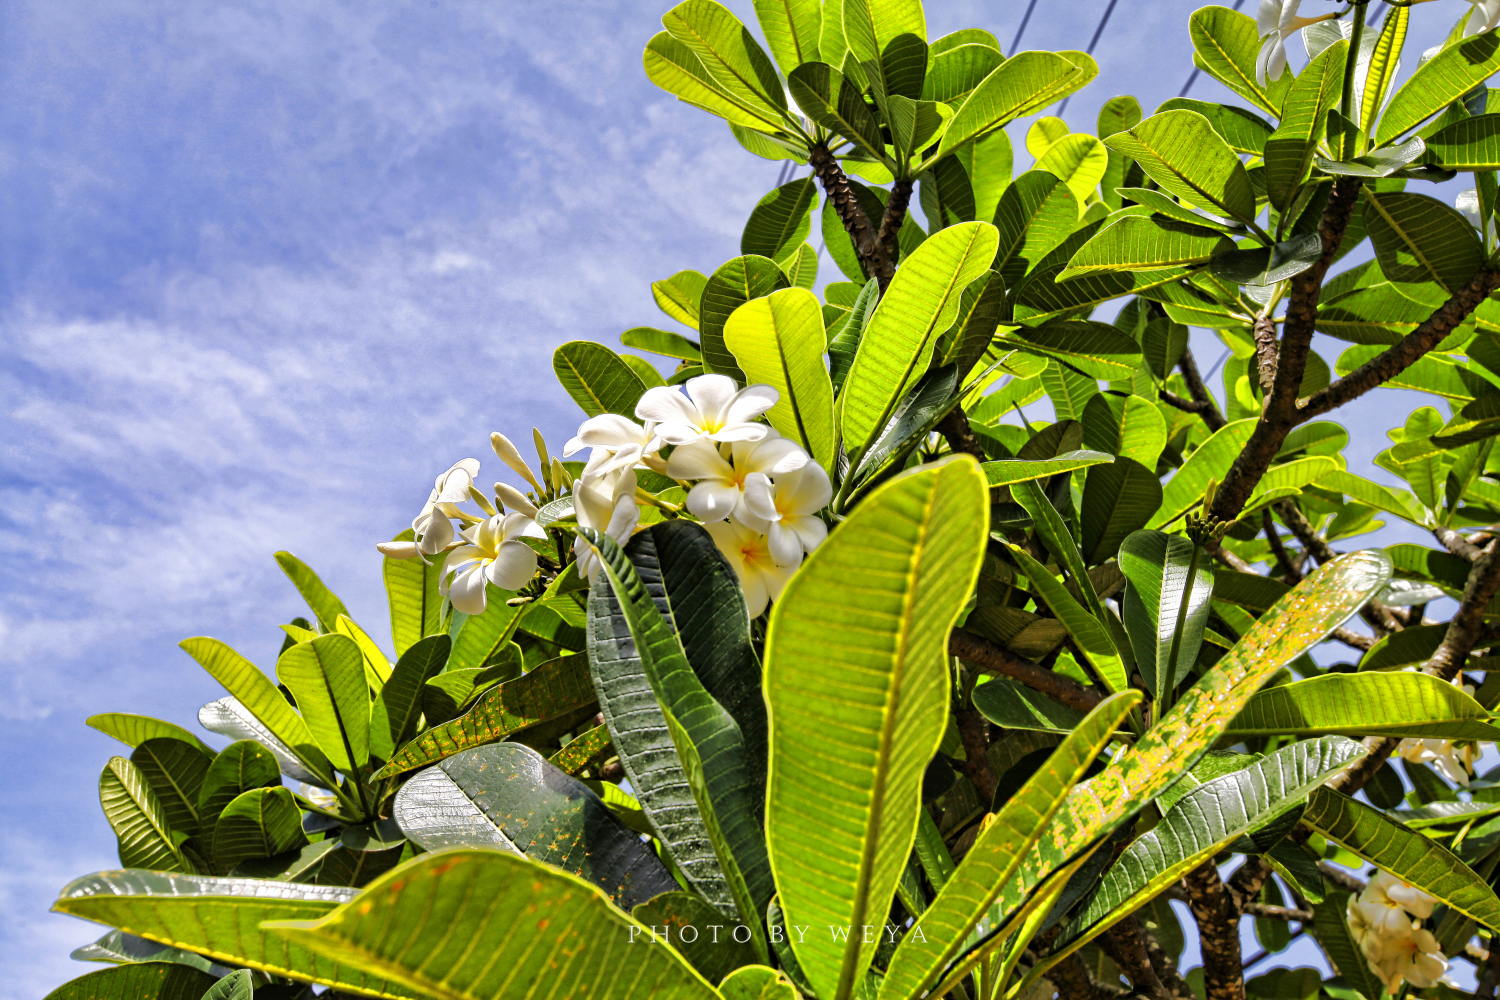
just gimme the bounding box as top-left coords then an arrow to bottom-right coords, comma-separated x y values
1046,952 -> 1124,1000
950,628 -> 1104,711
937,405 -> 988,462
1175,347 -> 1227,432
1099,918 -> 1170,1000
1243,902 -> 1313,922
1185,862 -> 1246,1000
1435,525 -> 1486,562
1263,508 -> 1301,583
1252,315 -> 1278,399
954,705 -> 998,806
875,179 -> 914,283
806,143 -> 893,289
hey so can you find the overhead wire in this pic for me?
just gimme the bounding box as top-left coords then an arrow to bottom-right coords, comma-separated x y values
1057,0 -> 1120,116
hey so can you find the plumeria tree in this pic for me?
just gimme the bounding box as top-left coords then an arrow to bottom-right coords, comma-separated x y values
39,1 -> 1500,1000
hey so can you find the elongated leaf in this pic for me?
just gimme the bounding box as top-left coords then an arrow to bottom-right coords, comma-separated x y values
1378,30 -> 1500,145
213,787 -> 307,869
446,586 -> 523,673
1336,343 -> 1493,400
263,849 -> 720,1000
197,740 -> 281,867
982,450 -> 1114,486
1304,787 -> 1500,931
1226,672 -> 1500,740
87,714 -> 216,757
1188,5 -> 1293,117
878,693 -> 1141,1000
334,614 -> 391,689
1007,542 -> 1129,694
1365,190 -> 1485,295
1035,133 -> 1109,204
1426,113 -> 1500,170
1154,98 -> 1273,155
43,963 -> 218,1000
1103,110 -> 1256,224
584,524 -> 771,944
725,287 -> 836,470
652,270 -> 709,330
369,634 -> 449,764
841,222 -> 999,460
374,652 -> 596,777
937,52 -> 1082,159
1360,6 -> 1408,134
50,870 -> 416,998
549,723 -> 613,774
181,637 -> 333,784
701,254 -> 788,382
130,738 -> 214,845
633,891 -> 760,983
754,0 -> 820,75
721,966 -> 801,1000
272,552 -> 350,634
553,340 -> 650,419
1149,418 -> 1256,528
852,364 -> 960,487
1081,459 -> 1164,564
100,757 -> 193,873
70,928 -> 228,975
993,320 -> 1143,380
1060,215 -> 1236,279
1061,736 -> 1367,952
1315,890 -> 1390,1000
1119,530 -> 1216,698
788,61 -> 885,159
645,31 -> 785,133
973,677 -> 1088,735
993,171 -> 1080,288
276,633 -> 369,775
766,456 -> 988,1000
382,529 -> 444,658
743,177 -> 818,264
1082,393 -> 1168,469
623,326 -> 702,362
1263,40 -> 1344,213
1361,623 -> 1446,671
197,697 -> 323,789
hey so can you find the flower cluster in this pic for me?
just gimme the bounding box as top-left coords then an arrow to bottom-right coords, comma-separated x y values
377,373 -> 829,619
1398,674 -> 1486,785
1347,871 -> 1449,991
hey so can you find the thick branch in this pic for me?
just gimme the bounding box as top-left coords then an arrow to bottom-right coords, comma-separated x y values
937,405 -> 987,462
1263,509 -> 1301,583
807,144 -> 893,288
1175,347 -> 1227,432
950,628 -> 1104,711
1317,860 -> 1368,894
1252,315 -> 1278,398
1185,862 -> 1245,1000
1243,902 -> 1313,922
1046,952 -> 1124,1000
1426,538 -> 1500,681
954,705 -> 998,806
1143,922 -> 1197,1000
1435,525 -> 1485,562
1332,627 -> 1375,652
875,179 -> 914,285
1099,918 -> 1169,1000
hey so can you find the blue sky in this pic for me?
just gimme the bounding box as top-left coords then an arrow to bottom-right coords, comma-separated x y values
0,1 -> 1475,995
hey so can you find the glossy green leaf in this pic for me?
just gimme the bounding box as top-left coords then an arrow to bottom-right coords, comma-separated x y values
1317,136 -> 1427,178
369,634 -> 450,764
1014,478 -> 1106,620
924,42 -> 1004,107
652,270 -> 709,330
375,652 -> 595,777
633,891 -> 759,983
1118,530 -> 1215,698
841,222 -> 998,460
788,61 -> 885,160
1035,133 -> 1109,204
129,738 -> 214,845
1364,191 -> 1485,295
1425,113 -> 1500,170
993,171 -> 1080,290
272,552 -> 350,634
743,177 -> 818,264
645,31 -> 785,133
981,450 -> 1114,486
622,326 -> 702,362
70,929 -> 226,976
829,277 -> 878,394
382,529 -> 444,658
1060,215 -> 1236,279
99,757 -> 193,874
87,714 -> 216,757
1336,343 -> 1491,400
935,271 -> 1005,376
937,52 -> 1083,159
1153,98 -> 1273,155
196,740 -> 281,868
663,1 -> 786,120
766,456 -> 988,1000
1061,736 -> 1367,951
51,869 -> 416,998
878,692 -> 1140,1000
851,364 -> 960,488
446,585 -> 524,673
1263,40 -> 1344,213
212,787 -> 307,870
553,340 -> 650,419
1149,418 -> 1256,528
1361,623 -> 1446,671
1081,392 -> 1168,469
263,849 -> 720,1000
195,696 -> 323,790
275,633 -> 368,775
200,969 -> 252,1000
1360,5 -> 1408,135
754,0 -> 820,75
1187,5 -> 1293,117
548,723 -> 613,774
1304,787 -> 1500,931
1226,672 -> 1500,740
1007,541 -> 1129,695
721,966 -> 802,1000
1103,110 -> 1257,224
42,963 -> 217,1000
1208,232 -> 1323,287
334,614 -> 391,688
1081,458 -> 1164,564
701,254 -> 789,382
1378,30 -> 1500,145
725,287 -> 835,470
972,677 -> 1088,735
993,320 -> 1143,380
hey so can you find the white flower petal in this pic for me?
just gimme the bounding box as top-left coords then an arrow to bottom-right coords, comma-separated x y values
787,512 -> 829,553
577,413 -> 649,448
376,540 -> 420,559
494,482 -> 540,519
742,472 -> 780,522
448,565 -> 490,614
666,438 -> 734,481
688,480 -> 744,522
485,540 -> 539,591
685,374 -> 740,423
767,521 -> 804,568
708,422 -> 770,443
723,383 -> 779,425
636,385 -> 700,425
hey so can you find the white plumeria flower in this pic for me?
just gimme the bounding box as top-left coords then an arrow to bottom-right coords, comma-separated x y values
1465,0 -> 1500,36
635,373 -> 779,446
705,517 -> 796,617
563,414 -> 663,478
1398,736 -> 1480,784
742,462 -> 833,568
1255,0 -> 1334,85
665,433 -> 807,525
1376,925 -> 1449,990
440,512 -> 546,614
377,458 -> 481,560
573,466 -> 640,583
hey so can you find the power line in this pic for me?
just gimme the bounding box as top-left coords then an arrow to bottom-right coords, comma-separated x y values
1010,0 -> 1041,54
1057,0 -> 1120,116
1178,0 -> 1248,97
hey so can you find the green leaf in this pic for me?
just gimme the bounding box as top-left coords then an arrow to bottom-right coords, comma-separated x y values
923,42 -> 1004,106
878,692 -> 1141,1000
51,869 -> 416,998
633,891 -> 760,983
369,634 -> 450,764
829,277 -> 879,394
1059,215 -> 1236,279
788,62 -> 885,160
374,652 -> 596,777
552,340 -> 650,419
1006,541 -> 1130,695
622,326 -> 703,362
1034,133 -> 1109,204
1081,458 -> 1164,564
652,270 -> 709,330
446,585 -> 524,673
212,787 -> 308,870
753,0 -> 820,75
196,740 -> 281,867
1060,736 -> 1367,953
1377,30 -> 1500,146
1118,530 -> 1215,699
1103,110 -> 1257,224
1263,40 -> 1345,213
275,633 -> 369,774
1361,622 -> 1446,671
272,552 -> 350,634
622,354 -> 667,387
993,171 -> 1082,288
334,614 -> 391,689
87,714 -> 215,757
548,723 -> 613,774
1303,787 -> 1500,931
766,456 -> 988,1000
1226,672 -> 1500,741
262,849 -> 720,1000
1149,417 -> 1256,528
1154,98 -> 1273,155
129,738 -> 214,845
196,696 -> 323,789
993,320 -> 1143,380
781,241 -> 819,288
742,177 -> 818,263
1360,6 -> 1408,136
99,757 -> 194,873
1208,232 -> 1323,287
936,52 -> 1083,159
1317,136 -> 1427,178
851,364 -> 961,488
42,963 -> 217,1000
382,529 -> 444,658
1425,113 -> 1500,170
981,450 -> 1114,486
1364,191 -> 1485,295
972,677 -> 1089,735
840,222 -> 998,460
1081,392 -> 1168,468
583,523 -> 772,943
644,31 -> 786,134
935,270 -> 1006,376
70,929 -> 226,975
724,286 -> 836,470
1187,4 -> 1293,118
701,254 -> 789,382
1117,187 -> 1243,233
1336,344 -> 1492,400
721,966 -> 802,1000
663,1 -> 787,121
393,743 -> 679,908
201,969 -> 252,1000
